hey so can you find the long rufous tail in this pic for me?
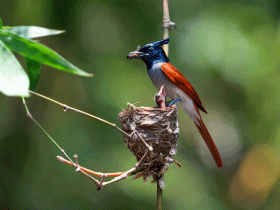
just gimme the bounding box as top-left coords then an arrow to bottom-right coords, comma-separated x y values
194,119 -> 223,168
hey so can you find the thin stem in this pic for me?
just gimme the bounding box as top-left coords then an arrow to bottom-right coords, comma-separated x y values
58,142 -> 152,190
22,97 -> 75,166
135,131 -> 153,151
57,156 -> 128,178
29,90 -> 130,138
101,146 -> 152,188
157,180 -> 163,210
163,0 -> 171,57
73,154 -> 101,188
102,167 -> 137,187
159,0 -> 174,208
136,151 -> 149,169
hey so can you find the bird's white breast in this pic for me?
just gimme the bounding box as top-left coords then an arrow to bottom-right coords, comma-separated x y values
148,62 -> 201,124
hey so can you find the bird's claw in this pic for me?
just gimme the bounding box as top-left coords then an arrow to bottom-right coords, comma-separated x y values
168,98 -> 181,107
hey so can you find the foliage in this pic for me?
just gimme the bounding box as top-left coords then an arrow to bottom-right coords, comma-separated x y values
1,1 -> 280,210
0,20 -> 92,96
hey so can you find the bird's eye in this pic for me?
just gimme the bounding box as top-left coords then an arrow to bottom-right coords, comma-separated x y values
148,47 -> 154,53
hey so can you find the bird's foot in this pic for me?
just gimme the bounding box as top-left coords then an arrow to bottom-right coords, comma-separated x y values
167,98 -> 181,107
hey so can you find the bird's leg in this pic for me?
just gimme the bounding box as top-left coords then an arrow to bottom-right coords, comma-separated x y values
167,98 -> 181,107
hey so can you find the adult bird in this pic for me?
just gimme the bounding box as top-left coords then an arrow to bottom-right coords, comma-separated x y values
127,38 -> 223,168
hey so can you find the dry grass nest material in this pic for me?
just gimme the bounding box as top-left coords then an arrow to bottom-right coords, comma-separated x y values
118,103 -> 179,188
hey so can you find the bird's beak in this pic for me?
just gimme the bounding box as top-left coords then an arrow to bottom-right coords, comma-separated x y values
127,45 -> 144,59
127,51 -> 143,59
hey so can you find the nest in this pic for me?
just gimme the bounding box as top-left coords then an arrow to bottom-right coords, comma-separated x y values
118,103 -> 179,188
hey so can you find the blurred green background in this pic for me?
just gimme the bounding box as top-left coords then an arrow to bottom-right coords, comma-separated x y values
1,0 -> 280,209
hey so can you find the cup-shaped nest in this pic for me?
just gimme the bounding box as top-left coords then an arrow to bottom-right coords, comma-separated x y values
118,104 -> 179,188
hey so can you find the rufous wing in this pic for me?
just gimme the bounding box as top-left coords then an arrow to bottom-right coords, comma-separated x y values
161,63 -> 223,167
161,63 -> 207,113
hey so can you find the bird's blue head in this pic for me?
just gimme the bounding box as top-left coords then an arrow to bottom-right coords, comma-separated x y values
127,38 -> 170,69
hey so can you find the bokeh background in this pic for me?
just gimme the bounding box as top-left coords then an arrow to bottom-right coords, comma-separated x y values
1,0 -> 280,209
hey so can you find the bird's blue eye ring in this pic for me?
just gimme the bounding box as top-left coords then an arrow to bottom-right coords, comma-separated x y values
148,47 -> 154,53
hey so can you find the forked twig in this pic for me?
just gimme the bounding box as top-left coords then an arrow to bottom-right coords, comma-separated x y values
65,145 -> 153,191
57,127 -> 155,190
73,155 -> 101,188
24,90 -> 157,190
22,97 -> 75,166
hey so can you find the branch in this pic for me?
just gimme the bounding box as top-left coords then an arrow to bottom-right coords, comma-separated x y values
158,1 -> 176,208
29,90 -> 131,138
22,97 -> 75,166
162,0 -> 175,57
57,156 -> 128,177
157,180 -> 163,210
26,91 -> 159,190
64,146 -> 152,191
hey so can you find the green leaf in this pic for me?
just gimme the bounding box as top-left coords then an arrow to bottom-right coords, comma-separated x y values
1,26 -> 11,30
3,26 -> 65,38
0,18 -> 3,28
0,31 -> 93,77
25,58 -> 41,91
0,40 -> 29,96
